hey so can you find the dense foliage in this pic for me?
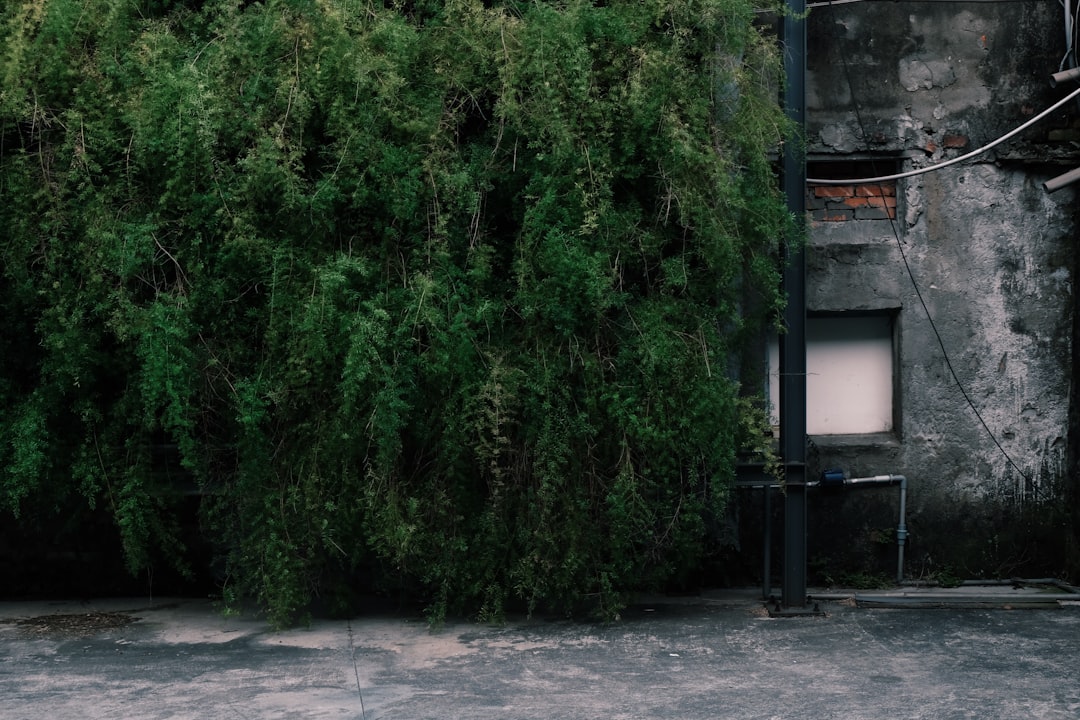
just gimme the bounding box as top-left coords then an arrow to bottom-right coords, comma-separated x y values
1,0 -> 790,624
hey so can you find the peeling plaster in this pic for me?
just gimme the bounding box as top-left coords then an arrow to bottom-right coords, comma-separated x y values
818,122 -> 859,153
797,0 -> 1074,581
904,182 -> 923,227
898,58 -> 957,91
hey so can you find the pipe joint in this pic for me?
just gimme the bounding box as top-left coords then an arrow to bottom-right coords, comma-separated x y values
1044,166 -> 1080,194
1051,66 -> 1080,87
847,474 -> 903,486
820,470 -> 908,584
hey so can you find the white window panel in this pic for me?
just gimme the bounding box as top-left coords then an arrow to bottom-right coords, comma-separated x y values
768,314 -> 894,435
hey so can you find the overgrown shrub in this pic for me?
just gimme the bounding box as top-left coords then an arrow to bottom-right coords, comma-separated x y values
1,0 -> 791,625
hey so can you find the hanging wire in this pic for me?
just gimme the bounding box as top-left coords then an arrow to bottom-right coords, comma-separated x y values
805,0 -> 1070,8
830,30 -> 1045,497
1059,0 -> 1078,71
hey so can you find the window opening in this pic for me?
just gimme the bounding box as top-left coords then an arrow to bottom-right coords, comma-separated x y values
769,312 -> 896,435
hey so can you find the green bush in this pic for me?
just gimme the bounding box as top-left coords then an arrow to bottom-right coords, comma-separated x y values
1,0 -> 790,625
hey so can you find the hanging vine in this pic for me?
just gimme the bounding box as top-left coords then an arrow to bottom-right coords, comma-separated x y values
1,0 -> 790,625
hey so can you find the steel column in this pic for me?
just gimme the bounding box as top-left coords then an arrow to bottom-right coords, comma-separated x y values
780,0 -> 808,609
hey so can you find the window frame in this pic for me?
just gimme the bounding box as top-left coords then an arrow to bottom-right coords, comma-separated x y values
768,308 -> 901,441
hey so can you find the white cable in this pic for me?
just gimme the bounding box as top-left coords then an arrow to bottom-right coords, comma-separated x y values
1072,0 -> 1080,68
806,85 -> 1080,184
808,0 -> 1054,7
806,0 -> 863,7
764,0 -> 1046,13
1068,0 -> 1075,55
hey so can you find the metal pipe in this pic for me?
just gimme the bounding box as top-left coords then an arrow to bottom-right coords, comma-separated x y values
1051,66 -> 1080,87
738,471 -> 909,589
1044,166 -> 1080,193
763,483 -> 772,599
845,474 -> 908,584
897,476 -> 908,585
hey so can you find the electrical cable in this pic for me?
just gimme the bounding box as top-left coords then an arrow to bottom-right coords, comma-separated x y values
1065,0 -> 1073,69
807,84 -> 1080,185
832,38 -> 1045,497
1059,0 -> 1078,71
808,0 -> 1059,7
758,0 -> 1038,15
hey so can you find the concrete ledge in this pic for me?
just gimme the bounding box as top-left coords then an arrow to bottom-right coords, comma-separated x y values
852,594 -> 1077,609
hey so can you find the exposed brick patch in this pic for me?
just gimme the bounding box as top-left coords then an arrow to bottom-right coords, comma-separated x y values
855,184 -> 895,197
943,134 -> 968,148
814,185 -> 856,198
842,196 -> 896,210
807,180 -> 898,221
855,207 -> 896,220
812,209 -> 854,222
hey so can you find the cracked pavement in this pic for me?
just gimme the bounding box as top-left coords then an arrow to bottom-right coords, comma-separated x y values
3,591 -> 1080,719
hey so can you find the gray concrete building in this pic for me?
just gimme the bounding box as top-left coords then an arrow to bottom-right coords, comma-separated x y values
746,1 -> 1080,586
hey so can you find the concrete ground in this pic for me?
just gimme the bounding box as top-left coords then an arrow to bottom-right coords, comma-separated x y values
3,587 -> 1080,720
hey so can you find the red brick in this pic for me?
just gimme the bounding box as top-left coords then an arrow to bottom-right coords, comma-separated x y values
855,207 -> 896,220
843,196 -> 870,208
812,208 -> 853,222
813,185 -> 855,198
855,184 -> 896,197
865,195 -> 897,208
943,134 -> 968,148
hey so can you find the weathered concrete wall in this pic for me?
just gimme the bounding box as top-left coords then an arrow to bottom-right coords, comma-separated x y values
799,2 -> 1079,582
807,1 -> 1073,154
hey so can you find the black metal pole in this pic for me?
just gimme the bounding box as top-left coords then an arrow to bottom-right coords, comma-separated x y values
763,484 -> 772,599
780,0 -> 808,609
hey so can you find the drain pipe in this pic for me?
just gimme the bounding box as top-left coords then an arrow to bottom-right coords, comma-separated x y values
821,471 -> 908,584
